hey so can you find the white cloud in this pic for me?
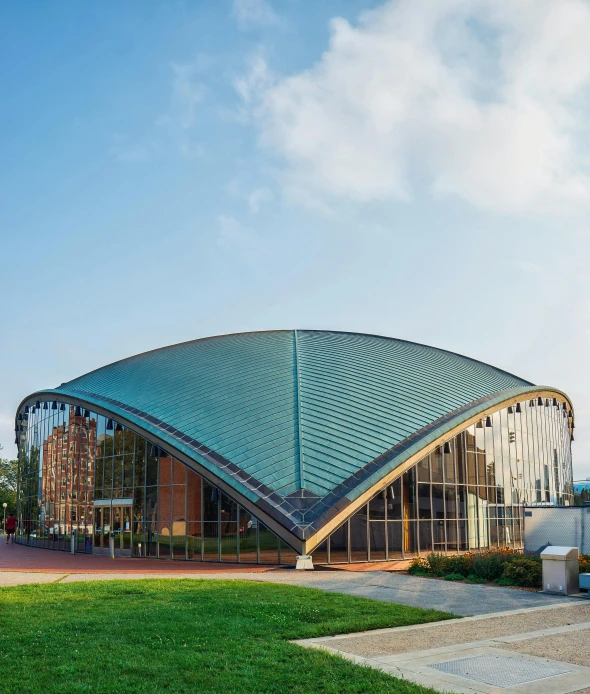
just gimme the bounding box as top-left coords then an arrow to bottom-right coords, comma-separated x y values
248,187 -> 273,213
234,54 -> 272,105
217,215 -> 268,257
111,144 -> 151,163
178,140 -> 204,159
152,62 -> 207,157
232,0 -> 278,30
168,62 -> 206,129
109,134 -> 161,163
240,0 -> 590,215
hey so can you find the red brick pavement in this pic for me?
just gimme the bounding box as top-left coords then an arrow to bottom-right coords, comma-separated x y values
0,538 -> 280,574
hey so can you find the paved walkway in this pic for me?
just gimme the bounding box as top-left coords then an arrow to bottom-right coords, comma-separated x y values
0,540 -> 584,616
4,541 -> 590,691
0,539 -> 275,573
296,603 -> 590,693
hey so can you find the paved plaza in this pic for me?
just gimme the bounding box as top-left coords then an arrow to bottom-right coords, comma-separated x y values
297,603 -> 590,693
3,540 -> 590,692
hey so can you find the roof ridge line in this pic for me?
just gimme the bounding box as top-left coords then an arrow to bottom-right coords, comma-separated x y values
294,329 -> 305,490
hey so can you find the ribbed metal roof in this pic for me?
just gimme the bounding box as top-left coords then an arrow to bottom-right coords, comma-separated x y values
29,330 -> 546,538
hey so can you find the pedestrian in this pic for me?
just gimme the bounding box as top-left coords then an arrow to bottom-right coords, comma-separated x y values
5,513 -> 17,544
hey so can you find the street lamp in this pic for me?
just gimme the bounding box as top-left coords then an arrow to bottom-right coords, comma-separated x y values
2,502 -> 7,533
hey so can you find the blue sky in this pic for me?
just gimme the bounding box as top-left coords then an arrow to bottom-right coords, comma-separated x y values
1,0 -> 590,478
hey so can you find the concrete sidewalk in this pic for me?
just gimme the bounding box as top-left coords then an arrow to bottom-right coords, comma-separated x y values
296,603 -> 590,693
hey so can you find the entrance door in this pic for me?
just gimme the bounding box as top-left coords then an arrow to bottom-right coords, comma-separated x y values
92,502 -> 132,557
92,505 -> 111,555
111,505 -> 132,557
93,507 -> 104,552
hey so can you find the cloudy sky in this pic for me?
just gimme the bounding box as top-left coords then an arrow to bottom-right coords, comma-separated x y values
1,0 -> 589,478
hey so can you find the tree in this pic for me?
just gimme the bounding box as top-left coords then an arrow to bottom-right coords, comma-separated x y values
0,442 -> 18,516
574,487 -> 590,506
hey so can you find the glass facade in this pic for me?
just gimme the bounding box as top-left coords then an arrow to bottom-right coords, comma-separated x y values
310,398 -> 573,563
14,396 -> 573,565
14,404 -> 298,565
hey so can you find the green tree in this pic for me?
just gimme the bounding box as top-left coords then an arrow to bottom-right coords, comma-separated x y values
0,443 -> 19,517
574,487 -> 590,506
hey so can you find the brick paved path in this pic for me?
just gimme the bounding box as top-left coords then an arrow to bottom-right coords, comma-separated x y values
0,537 -> 276,573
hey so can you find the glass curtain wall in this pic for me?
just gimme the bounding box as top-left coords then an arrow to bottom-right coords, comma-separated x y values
15,403 -> 298,565
311,398 -> 574,564
14,396 -> 574,565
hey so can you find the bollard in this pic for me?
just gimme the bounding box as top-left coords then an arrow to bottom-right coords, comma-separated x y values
70,532 -> 76,554
109,532 -> 115,559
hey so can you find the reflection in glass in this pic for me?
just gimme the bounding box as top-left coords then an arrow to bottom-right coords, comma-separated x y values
369,522 -> 386,560
329,522 -> 349,563
349,505 -> 368,562
309,397 -> 573,563
258,523 -> 278,563
238,508 -> 257,562
16,395 -> 574,566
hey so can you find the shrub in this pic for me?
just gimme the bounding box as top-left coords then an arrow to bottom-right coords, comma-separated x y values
579,554 -> 590,574
466,574 -> 487,584
494,547 -> 521,559
408,558 -> 430,575
502,557 -> 542,588
494,577 -> 516,586
424,553 -> 451,577
444,554 -> 473,577
444,573 -> 465,581
471,554 -> 505,581
406,549 -> 547,588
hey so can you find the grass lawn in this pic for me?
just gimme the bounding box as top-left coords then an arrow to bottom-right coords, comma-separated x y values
0,579 -> 454,693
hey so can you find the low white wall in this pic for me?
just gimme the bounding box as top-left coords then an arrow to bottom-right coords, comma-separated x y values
524,506 -> 590,555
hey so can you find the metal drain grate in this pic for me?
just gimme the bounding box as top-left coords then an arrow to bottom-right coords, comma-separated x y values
429,653 -> 572,688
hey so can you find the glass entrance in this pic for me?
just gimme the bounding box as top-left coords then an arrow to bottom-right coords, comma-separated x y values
92,503 -> 132,557
94,507 -> 103,552
111,505 -> 132,557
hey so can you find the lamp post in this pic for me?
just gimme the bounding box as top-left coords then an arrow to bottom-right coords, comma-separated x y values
2,502 -> 7,533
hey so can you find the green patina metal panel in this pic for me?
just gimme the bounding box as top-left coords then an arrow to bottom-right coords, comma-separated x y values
27,329 -> 548,535
294,331 -> 529,496
42,330 -> 532,497
57,331 -> 302,494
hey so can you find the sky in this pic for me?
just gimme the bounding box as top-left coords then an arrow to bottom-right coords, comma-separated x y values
1,0 -> 589,478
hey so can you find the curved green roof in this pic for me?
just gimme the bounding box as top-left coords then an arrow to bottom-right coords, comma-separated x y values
27,330 -> 556,539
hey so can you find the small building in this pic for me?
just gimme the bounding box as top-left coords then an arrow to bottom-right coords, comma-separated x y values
14,330 -> 574,565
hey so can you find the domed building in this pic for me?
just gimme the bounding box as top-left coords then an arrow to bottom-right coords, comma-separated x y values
14,330 -> 574,565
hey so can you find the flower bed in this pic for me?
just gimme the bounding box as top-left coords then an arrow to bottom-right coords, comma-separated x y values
408,550 -> 590,589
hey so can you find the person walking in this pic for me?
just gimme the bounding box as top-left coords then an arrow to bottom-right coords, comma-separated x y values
5,514 -> 17,544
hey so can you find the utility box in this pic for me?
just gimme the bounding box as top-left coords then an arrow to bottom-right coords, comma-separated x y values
580,573 -> 590,591
541,546 -> 579,595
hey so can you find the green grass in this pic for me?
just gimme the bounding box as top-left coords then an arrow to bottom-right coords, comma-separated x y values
0,579 -> 453,694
